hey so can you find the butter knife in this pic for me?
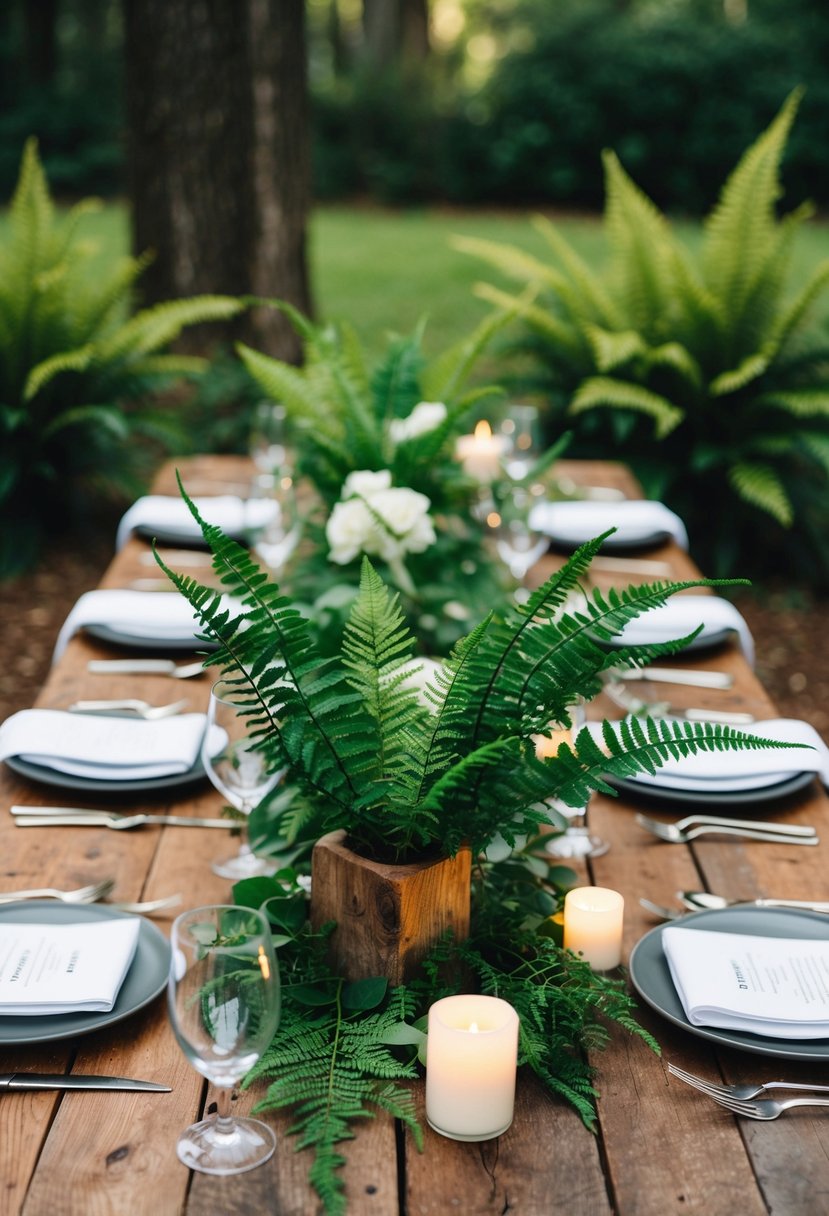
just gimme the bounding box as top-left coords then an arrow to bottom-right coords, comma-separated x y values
610,666 -> 734,689
11,806 -> 236,830
0,1073 -> 170,1092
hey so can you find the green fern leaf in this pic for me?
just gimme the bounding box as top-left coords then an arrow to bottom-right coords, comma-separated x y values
569,376 -> 683,438
532,212 -> 620,327
755,388 -> 829,417
709,353 -> 770,396
727,461 -> 793,525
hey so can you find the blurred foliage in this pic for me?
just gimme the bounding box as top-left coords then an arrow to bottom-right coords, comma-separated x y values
455,93 -> 829,586
4,0 -> 829,217
0,140 -> 248,577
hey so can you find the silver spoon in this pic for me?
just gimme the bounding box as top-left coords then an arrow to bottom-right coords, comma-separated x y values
679,891 -> 829,913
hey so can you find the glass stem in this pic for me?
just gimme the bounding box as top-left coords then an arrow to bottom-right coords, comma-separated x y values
215,1085 -> 235,1130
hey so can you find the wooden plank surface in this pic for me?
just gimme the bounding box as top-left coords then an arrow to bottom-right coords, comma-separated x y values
1,454 -> 828,1215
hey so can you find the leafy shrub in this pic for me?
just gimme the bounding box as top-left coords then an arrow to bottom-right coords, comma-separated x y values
455,92 -> 829,583
0,139 -> 248,576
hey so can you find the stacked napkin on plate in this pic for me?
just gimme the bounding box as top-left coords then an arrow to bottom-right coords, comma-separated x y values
528,499 -> 689,550
52,589 -> 240,663
0,918 -> 140,1014
589,717 -> 829,793
0,710 -> 208,781
608,595 -> 755,666
662,924 -> 829,1038
116,494 -> 277,550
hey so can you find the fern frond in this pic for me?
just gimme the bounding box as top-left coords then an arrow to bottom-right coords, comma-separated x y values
703,89 -> 802,320
755,388 -> 829,418
421,305 -> 510,403
474,282 -> 585,360
727,461 -> 793,525
532,212 -> 620,327
451,232 -> 571,295
583,325 -> 646,372
709,352 -> 770,396
24,345 -> 95,399
569,376 -> 683,438
97,295 -> 247,362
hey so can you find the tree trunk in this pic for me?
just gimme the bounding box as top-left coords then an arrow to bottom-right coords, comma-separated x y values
124,0 -> 312,362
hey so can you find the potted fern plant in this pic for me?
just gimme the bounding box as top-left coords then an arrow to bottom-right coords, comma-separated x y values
159,486 -> 788,983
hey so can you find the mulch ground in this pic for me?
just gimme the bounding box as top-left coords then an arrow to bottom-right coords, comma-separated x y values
1,517 -> 826,734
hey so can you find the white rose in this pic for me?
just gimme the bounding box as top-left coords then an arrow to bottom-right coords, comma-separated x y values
326,497 -> 378,564
342,469 -> 392,499
369,488 -> 435,561
388,401 -> 447,444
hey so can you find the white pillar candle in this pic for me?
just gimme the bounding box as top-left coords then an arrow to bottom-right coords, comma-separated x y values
563,886 -> 625,970
456,420 -> 507,483
425,994 -> 519,1142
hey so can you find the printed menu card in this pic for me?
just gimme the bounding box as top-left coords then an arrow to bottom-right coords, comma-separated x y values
0,918 -> 140,1014
663,926 -> 829,1038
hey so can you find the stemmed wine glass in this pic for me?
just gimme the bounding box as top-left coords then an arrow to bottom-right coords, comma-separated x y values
168,904 -> 280,1175
485,486 -> 548,586
537,701 -> 609,860
499,403 -> 542,481
249,401 -> 291,487
202,680 -> 284,880
245,474 -> 302,577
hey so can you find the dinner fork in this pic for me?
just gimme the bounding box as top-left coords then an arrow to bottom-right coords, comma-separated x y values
635,814 -> 819,845
87,659 -> 206,679
108,894 -> 183,915
668,1062 -> 829,1101
0,878 -> 115,905
700,1093 -> 829,1120
637,812 -> 817,838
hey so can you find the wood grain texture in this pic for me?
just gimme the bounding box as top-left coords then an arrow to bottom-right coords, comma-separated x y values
311,830 -> 471,984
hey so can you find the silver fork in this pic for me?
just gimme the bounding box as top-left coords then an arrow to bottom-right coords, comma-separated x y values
0,878 -> 115,905
668,1062 -> 829,1101
108,894 -> 183,915
637,812 -> 816,838
636,814 -> 819,845
701,1093 -> 829,1120
68,697 -> 190,719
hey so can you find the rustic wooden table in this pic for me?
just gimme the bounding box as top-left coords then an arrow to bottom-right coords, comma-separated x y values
1,456 -> 828,1216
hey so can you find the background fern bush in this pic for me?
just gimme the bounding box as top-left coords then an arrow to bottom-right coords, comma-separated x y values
456,91 -> 829,585
0,139 -> 248,577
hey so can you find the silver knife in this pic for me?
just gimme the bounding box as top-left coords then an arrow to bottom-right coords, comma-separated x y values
11,806 -> 236,830
0,1073 -> 170,1092
87,659 -> 186,675
610,666 -> 734,689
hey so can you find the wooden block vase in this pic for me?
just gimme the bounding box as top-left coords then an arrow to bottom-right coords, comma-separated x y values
310,829 -> 472,985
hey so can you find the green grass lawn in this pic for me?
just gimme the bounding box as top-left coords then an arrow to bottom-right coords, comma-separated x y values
7,199 -> 829,363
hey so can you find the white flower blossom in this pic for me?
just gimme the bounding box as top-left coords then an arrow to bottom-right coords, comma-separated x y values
388,401 -> 447,444
326,470 -> 435,567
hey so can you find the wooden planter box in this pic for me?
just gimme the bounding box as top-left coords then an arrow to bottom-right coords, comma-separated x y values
310,829 -> 472,985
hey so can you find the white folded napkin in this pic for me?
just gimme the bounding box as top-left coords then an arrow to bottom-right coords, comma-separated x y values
116,495 -> 277,550
529,499 -> 689,550
53,589 -> 236,663
0,918 -> 140,1015
611,595 -> 754,666
588,717 -> 828,791
0,710 -> 207,780
662,925 -> 829,1038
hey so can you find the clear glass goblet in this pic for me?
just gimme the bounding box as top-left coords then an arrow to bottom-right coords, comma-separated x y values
249,400 -> 291,484
169,904 -> 280,1176
499,402 -> 541,481
537,702 -> 609,860
202,680 -> 284,880
486,487 -> 548,584
246,475 -> 302,577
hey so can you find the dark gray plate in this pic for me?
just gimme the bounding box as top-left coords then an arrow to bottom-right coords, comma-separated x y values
134,522 -> 249,548
83,622 -> 218,653
5,753 -> 207,794
629,906 -> 829,1059
608,768 -> 816,807
0,902 -> 170,1044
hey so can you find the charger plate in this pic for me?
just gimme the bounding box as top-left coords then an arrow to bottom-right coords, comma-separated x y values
629,906 -> 829,1060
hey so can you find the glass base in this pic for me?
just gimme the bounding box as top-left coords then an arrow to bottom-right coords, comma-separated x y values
176,1114 -> 276,1176
212,847 -> 278,880
545,827 -> 609,860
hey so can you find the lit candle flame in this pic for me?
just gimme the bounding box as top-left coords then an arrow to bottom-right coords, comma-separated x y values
473,419 -> 492,441
257,945 -> 271,980
468,1021 -> 479,1034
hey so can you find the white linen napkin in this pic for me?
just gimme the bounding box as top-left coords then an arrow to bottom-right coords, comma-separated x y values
662,925 -> 829,1038
529,499 -> 689,550
53,589 -> 231,663
611,595 -> 754,666
0,918 -> 140,1014
116,495 -> 277,550
587,717 -> 828,791
0,710 -> 207,780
